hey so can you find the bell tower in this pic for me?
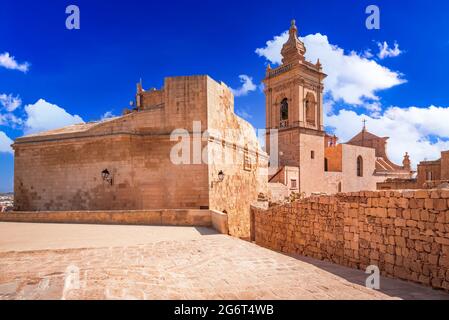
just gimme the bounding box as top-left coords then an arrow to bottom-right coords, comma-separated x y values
264,20 -> 327,195
264,20 -> 326,135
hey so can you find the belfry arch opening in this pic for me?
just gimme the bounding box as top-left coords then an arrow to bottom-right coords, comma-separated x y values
280,98 -> 289,122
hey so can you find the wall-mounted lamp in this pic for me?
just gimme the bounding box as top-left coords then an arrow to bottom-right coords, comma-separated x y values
218,170 -> 225,182
211,170 -> 225,188
101,169 -> 113,186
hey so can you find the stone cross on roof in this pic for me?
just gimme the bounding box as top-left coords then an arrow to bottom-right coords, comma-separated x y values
362,119 -> 367,131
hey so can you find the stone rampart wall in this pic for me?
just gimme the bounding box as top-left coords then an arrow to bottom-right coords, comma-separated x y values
252,189 -> 449,291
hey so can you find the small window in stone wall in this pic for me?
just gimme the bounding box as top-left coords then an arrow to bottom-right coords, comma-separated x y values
291,179 -> 297,189
357,156 -> 363,177
243,147 -> 252,171
311,150 -> 315,159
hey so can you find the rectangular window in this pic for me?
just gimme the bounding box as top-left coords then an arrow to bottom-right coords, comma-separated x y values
291,179 -> 297,189
243,148 -> 252,171
311,151 -> 315,159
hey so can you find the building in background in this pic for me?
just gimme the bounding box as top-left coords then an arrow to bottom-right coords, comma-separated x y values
378,150 -> 449,190
0,194 -> 14,212
265,20 -> 414,199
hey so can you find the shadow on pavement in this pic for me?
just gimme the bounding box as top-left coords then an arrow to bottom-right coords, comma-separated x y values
286,253 -> 449,300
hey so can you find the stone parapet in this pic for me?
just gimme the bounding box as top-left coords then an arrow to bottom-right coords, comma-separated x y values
0,209 -> 229,234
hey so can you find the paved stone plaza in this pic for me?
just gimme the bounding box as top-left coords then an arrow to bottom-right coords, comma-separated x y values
0,222 -> 448,300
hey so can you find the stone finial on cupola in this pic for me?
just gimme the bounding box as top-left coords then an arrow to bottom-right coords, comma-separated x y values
281,19 -> 306,64
402,152 -> 411,171
265,63 -> 271,76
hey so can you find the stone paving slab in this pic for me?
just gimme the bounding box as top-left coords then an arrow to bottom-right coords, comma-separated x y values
0,223 -> 448,300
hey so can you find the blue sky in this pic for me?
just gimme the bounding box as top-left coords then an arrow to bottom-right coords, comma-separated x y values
1,0 -> 449,192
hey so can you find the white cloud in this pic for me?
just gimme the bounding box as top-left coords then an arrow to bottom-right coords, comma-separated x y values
0,93 -> 23,128
363,49 -> 374,59
0,113 -> 23,127
377,41 -> 402,59
23,99 -> 84,135
325,106 -> 449,168
323,99 -> 335,115
101,111 -> 116,120
235,108 -> 253,120
0,131 -> 13,153
230,75 -> 257,97
255,32 -> 405,105
255,31 -> 288,65
0,93 -> 22,112
364,101 -> 382,117
0,52 -> 30,73
303,34 -> 405,105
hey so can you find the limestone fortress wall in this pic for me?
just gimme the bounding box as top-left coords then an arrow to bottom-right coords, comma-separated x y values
252,189 -> 449,291
12,75 -> 268,238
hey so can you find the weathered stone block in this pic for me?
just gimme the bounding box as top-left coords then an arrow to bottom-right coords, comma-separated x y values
434,199 -> 449,211
394,218 -> 406,227
387,208 -> 397,218
425,198 -> 434,210
415,190 -> 429,199
435,237 -> 449,246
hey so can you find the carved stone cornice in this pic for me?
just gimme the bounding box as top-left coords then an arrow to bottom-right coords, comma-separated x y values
270,79 -> 296,93
268,71 -> 322,93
